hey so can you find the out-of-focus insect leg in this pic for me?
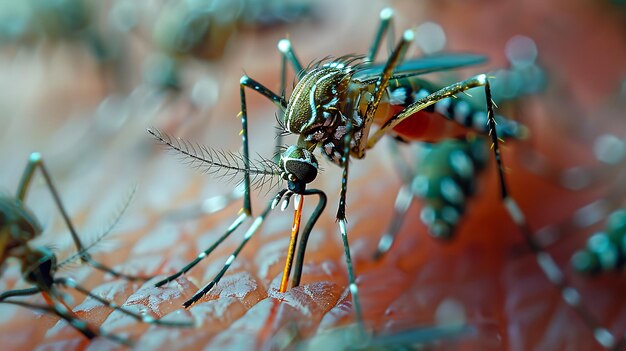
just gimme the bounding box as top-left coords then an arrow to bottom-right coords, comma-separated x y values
277,38 -> 304,76
373,184 -> 414,260
182,204 -> 273,308
1,298 -> 132,346
54,277 -> 194,328
367,7 -> 396,63
482,82 -> 621,350
0,287 -> 41,300
16,153 -> 150,281
373,142 -> 416,259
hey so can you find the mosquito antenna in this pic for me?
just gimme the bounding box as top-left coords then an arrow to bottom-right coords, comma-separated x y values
57,186 -> 137,270
148,128 -> 283,192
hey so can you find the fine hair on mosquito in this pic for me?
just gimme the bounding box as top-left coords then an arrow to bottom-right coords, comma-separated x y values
0,152 -> 195,346
148,7 -> 622,349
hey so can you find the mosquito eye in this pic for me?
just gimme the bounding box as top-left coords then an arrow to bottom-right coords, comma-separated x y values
281,146 -> 318,184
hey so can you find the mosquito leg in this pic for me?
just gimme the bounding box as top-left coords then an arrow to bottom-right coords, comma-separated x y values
239,75 -> 288,212
277,38 -> 304,76
154,212 -> 248,287
373,141 -> 417,259
373,184 -> 414,260
1,299 -> 132,346
334,122 -> 365,334
291,189 -> 327,288
16,153 -> 150,281
1,299 -> 96,339
0,287 -> 41,300
357,29 -> 415,157
367,7 -> 395,63
183,203 -> 273,308
483,81 -> 620,350
367,74 -> 490,149
273,38 -> 300,163
54,277 -> 194,328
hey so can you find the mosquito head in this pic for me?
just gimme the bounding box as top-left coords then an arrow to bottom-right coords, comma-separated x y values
279,145 -> 319,192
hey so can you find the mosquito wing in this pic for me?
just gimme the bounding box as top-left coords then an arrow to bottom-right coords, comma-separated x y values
355,53 -> 487,83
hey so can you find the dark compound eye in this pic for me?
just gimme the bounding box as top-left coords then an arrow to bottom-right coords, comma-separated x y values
281,146 -> 318,184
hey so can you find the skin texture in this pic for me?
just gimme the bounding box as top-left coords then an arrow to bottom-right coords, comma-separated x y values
0,0 -> 625,349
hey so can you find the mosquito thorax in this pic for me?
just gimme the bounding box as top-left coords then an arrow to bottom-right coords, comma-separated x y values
285,64 -> 353,139
279,145 -> 319,191
0,197 -> 42,263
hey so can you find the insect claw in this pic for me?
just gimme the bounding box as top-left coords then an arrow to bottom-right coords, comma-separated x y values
281,199 -> 290,211
271,198 -> 280,209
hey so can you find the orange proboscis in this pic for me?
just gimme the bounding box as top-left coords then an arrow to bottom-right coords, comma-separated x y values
279,195 -> 304,293
41,291 -> 77,319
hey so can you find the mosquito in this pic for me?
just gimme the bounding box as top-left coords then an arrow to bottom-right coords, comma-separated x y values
0,152 -> 194,345
149,7 -> 620,348
148,5 -> 517,326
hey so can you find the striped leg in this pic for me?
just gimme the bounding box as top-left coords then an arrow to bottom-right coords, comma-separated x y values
373,184 -> 414,260
366,75 -> 491,149
356,29 -> 415,158
335,121 -> 365,334
1,274 -> 133,346
183,203 -> 272,308
367,8 -> 396,63
155,212 -> 248,287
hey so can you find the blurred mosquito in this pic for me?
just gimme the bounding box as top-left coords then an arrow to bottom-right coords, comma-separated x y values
0,152 -> 194,345
148,8 -> 619,347
571,208 -> 626,275
146,0 -> 313,92
372,137 -> 490,259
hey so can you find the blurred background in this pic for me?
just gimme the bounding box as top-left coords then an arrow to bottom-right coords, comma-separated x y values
0,0 -> 625,350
